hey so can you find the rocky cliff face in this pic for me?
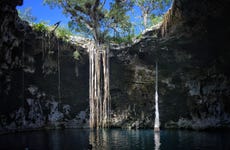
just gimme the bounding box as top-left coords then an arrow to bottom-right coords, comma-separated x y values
0,0 -> 230,131
108,0 -> 230,129
0,0 -> 89,131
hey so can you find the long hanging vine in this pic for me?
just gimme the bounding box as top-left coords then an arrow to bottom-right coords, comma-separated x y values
22,41 -> 25,106
57,39 -> 61,103
43,0 -> 131,129
89,42 -> 110,128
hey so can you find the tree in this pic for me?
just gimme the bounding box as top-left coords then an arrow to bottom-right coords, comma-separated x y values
44,0 -> 131,42
133,0 -> 171,29
44,0 -> 132,128
18,7 -> 37,23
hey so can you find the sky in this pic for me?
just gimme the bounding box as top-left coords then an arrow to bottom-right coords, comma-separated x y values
16,0 -> 141,33
16,0 -> 128,27
16,0 -> 172,34
16,0 -> 70,26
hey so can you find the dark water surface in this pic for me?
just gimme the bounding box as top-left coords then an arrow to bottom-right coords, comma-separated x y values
0,129 -> 230,150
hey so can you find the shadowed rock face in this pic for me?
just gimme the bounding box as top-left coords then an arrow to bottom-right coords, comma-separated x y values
109,0 -> 230,129
0,0 -> 230,130
0,0 -> 23,7
0,0 -> 89,130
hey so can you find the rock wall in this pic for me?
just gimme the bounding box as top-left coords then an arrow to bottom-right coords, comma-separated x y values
108,0 -> 230,129
0,0 -> 89,131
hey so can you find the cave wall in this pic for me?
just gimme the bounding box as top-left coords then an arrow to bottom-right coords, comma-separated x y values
0,0 -> 89,130
109,0 -> 230,129
159,0 -> 230,128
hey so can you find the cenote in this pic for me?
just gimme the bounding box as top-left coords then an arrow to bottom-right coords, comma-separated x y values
0,129 -> 230,150
1,0 -> 230,149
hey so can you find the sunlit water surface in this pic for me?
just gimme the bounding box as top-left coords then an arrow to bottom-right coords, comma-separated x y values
0,129 -> 229,150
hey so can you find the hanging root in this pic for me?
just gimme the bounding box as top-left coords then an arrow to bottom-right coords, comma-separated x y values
89,42 -> 110,128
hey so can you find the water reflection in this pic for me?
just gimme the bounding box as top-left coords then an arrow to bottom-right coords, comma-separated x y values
177,130 -> 230,150
89,129 -> 110,150
0,129 -> 230,150
154,132 -> 161,150
50,131 -> 61,150
89,129 -> 154,150
0,129 -> 89,150
89,129 -> 229,150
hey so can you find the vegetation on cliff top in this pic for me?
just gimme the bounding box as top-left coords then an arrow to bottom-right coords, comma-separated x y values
18,0 -> 172,45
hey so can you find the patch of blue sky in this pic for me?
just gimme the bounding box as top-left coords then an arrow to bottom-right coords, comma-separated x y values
17,0 -> 70,27
17,0 -> 172,35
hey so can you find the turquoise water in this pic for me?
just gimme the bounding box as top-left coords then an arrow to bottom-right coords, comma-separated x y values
0,129 -> 229,150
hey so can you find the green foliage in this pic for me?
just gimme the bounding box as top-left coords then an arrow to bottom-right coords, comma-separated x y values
43,0 -> 172,43
136,33 -> 143,39
68,20 -> 92,38
55,27 -> 73,39
32,22 -> 49,33
132,0 -> 172,29
43,0 -> 133,43
108,35 -> 134,44
73,50 -> 80,60
150,15 -> 163,25
32,21 -> 74,40
134,0 -> 171,12
18,7 -> 37,23
107,1 -> 133,35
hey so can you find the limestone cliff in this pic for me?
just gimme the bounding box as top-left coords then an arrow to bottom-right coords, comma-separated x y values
109,0 -> 230,129
0,0 -> 89,131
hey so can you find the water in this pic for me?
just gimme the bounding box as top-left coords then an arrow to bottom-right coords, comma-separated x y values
0,129 -> 229,150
